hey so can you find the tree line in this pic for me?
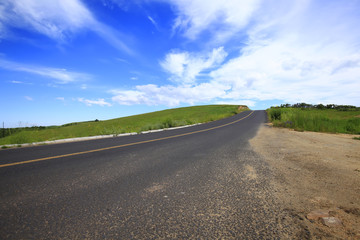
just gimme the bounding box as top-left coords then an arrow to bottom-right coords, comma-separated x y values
277,103 -> 358,110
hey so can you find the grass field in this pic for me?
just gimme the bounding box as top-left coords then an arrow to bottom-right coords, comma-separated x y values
267,107 -> 360,134
0,105 -> 248,145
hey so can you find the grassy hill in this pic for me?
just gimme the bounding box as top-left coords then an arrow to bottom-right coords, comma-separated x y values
267,105 -> 360,134
1,105 -> 248,146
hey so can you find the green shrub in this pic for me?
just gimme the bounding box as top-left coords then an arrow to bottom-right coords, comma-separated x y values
162,118 -> 175,128
269,108 -> 282,120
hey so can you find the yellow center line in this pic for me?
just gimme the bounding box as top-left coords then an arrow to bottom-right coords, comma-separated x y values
0,111 -> 254,168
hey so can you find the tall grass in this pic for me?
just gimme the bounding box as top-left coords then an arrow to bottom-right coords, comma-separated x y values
0,105 -> 248,145
268,108 -> 360,134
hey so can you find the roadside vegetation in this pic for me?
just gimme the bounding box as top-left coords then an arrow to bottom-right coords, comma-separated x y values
0,105 -> 248,145
267,103 -> 360,134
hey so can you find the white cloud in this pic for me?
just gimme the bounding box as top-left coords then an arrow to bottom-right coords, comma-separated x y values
208,0 -> 360,105
78,98 -> 112,107
110,1 -> 360,107
110,82 -> 258,108
24,96 -> 33,101
170,0 -> 260,41
111,90 -> 146,105
160,47 -> 227,84
0,0 -> 132,54
56,97 -> 65,101
111,82 -> 230,106
210,39 -> 360,104
0,58 -> 91,84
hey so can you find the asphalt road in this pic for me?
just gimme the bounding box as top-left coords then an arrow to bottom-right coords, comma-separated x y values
0,110 -> 286,239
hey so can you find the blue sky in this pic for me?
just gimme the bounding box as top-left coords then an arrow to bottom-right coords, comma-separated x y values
1,0 -> 359,127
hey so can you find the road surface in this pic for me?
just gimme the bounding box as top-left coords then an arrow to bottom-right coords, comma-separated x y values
0,110 -> 287,239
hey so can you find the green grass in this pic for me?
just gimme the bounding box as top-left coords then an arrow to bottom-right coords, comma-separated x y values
0,105 -> 248,145
267,107 -> 360,134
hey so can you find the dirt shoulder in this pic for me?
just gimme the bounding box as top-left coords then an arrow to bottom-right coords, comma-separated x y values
250,124 -> 360,239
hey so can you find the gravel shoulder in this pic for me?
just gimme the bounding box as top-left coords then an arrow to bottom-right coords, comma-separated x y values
250,124 -> 360,239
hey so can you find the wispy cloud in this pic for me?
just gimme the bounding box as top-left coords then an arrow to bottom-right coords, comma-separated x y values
170,0 -> 260,42
78,98 -> 112,107
160,47 -> 227,84
115,58 -> 130,64
24,96 -> 33,101
56,97 -> 65,101
92,22 -> 134,55
11,80 -> 23,84
0,58 -> 91,84
0,0 -> 132,54
147,16 -> 159,30
0,0 -> 94,41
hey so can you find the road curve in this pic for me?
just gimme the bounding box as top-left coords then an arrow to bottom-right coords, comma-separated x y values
0,110 -> 287,239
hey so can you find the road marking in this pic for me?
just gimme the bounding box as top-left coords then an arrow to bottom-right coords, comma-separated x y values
0,111 -> 254,168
